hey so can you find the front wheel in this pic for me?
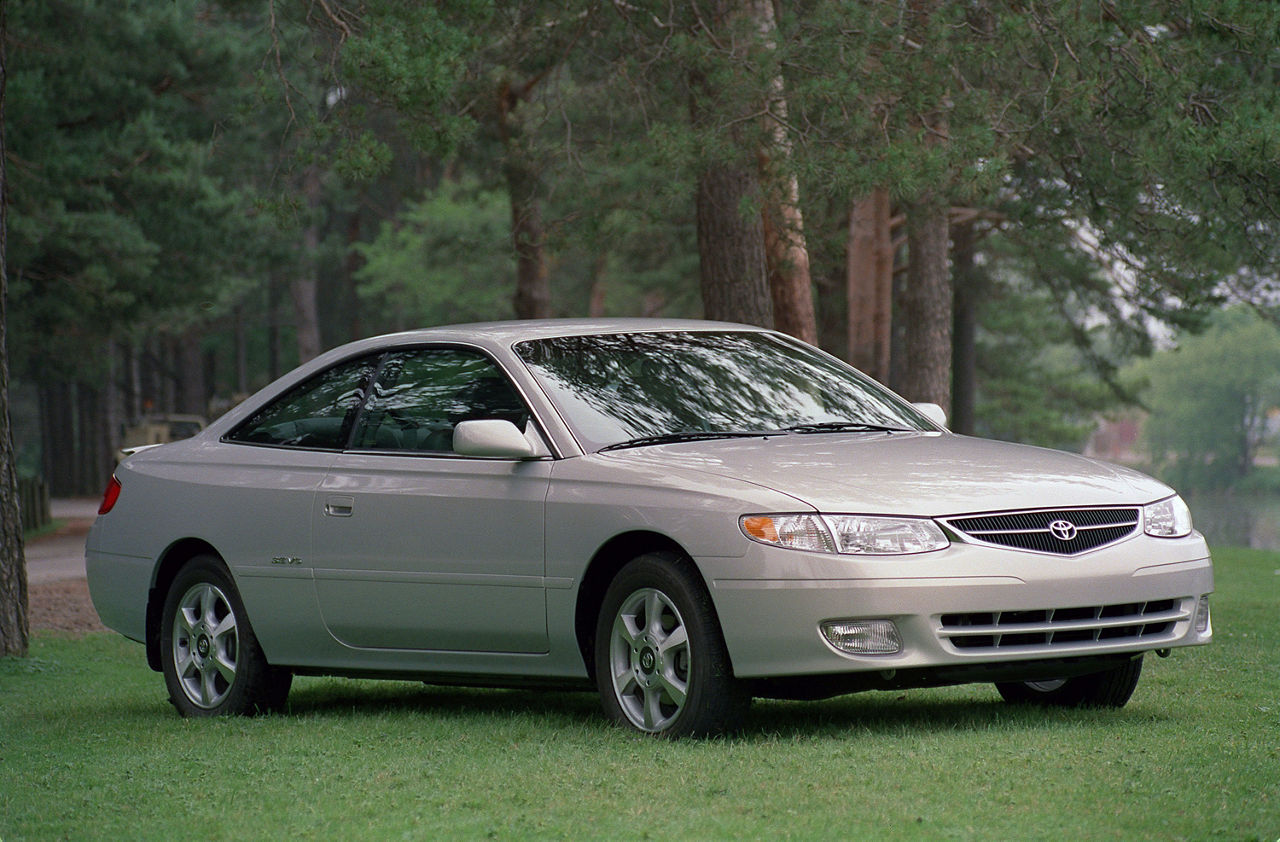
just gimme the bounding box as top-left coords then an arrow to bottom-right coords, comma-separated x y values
159,554 -> 291,716
595,553 -> 747,737
995,655 -> 1144,708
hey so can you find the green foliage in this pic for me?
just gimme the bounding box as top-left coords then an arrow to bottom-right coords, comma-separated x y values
782,0 -> 1280,323
7,0 -> 1280,483
974,305 -> 1118,452
332,0 -> 487,170
354,180 -> 514,328
1131,308 -> 1280,489
533,65 -> 703,319
6,0 -> 280,379
779,2 -> 1028,203
966,231 -> 1124,450
1007,2 -> 1280,319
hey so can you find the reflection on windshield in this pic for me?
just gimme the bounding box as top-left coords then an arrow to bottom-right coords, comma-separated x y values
515,331 -> 932,451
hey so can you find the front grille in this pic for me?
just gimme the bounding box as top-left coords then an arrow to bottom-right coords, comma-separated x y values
944,507 -> 1140,555
939,598 -> 1189,653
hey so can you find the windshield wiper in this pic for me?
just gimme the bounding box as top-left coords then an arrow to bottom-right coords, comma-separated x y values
783,421 -> 911,434
599,430 -> 769,452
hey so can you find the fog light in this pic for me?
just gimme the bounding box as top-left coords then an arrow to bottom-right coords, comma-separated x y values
1195,595 -> 1211,633
820,619 -> 903,655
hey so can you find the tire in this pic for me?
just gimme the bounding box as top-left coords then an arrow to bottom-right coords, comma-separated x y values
594,552 -> 747,738
159,554 -> 291,716
995,655 -> 1144,708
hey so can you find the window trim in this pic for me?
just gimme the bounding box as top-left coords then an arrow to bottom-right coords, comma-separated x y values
222,342 -> 560,460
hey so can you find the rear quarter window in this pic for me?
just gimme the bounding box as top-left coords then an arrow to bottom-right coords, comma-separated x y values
225,356 -> 380,449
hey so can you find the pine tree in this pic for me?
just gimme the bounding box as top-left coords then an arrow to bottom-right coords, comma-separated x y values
0,0 -> 29,658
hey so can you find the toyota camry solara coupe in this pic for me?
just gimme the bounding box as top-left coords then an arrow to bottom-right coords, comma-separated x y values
87,319 -> 1213,736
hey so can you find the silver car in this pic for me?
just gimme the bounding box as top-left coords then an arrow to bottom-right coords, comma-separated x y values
87,319 -> 1213,736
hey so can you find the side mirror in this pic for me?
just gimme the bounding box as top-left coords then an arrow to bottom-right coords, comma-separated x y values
912,402 -> 948,429
452,419 -> 537,459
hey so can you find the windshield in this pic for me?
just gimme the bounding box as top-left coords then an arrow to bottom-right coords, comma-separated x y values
514,330 -> 937,451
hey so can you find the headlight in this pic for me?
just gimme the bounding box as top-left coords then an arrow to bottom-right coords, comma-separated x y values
1143,495 -> 1193,538
739,514 -> 836,553
824,515 -> 950,554
740,514 -> 948,555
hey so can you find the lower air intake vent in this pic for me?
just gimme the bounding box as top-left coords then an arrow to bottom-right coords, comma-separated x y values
939,598 -> 1189,653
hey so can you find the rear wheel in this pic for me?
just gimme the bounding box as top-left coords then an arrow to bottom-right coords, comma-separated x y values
595,552 -> 747,737
995,655 -> 1144,708
160,554 -> 291,716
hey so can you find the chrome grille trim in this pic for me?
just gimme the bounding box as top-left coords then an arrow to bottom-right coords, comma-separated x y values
938,598 -> 1192,654
943,507 -> 1141,555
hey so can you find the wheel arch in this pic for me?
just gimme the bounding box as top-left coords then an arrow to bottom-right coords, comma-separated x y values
574,530 -> 712,682
144,538 -> 223,672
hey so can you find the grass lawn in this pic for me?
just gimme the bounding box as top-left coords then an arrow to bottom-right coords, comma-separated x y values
2,548 -> 1276,841
20,519 -> 66,543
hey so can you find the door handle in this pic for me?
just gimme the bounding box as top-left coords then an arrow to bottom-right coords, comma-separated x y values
324,496 -> 355,517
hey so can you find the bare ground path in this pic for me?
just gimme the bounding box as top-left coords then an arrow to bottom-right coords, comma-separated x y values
26,499 -> 107,633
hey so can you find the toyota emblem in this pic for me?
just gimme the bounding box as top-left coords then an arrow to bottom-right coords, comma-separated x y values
1048,520 -> 1078,541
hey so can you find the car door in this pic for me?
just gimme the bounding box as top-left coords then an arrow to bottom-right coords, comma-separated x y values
310,346 -> 552,653
217,353 -> 382,653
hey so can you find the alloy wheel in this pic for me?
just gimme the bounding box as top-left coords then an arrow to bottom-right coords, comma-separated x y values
607,587 -> 691,733
171,582 -> 240,709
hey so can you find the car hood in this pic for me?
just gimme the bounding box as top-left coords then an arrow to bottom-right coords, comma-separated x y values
601,432 -> 1173,516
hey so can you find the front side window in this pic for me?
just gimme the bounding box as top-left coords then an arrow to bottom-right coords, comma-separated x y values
226,356 -> 380,449
349,348 -> 529,453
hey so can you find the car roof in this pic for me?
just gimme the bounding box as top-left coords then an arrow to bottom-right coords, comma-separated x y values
306,318 -> 771,369
363,317 -> 766,347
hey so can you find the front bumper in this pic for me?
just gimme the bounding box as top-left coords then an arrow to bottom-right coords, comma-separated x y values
702,533 -> 1213,679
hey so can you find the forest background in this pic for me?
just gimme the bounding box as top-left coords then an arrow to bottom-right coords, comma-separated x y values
2,1 -> 1279,652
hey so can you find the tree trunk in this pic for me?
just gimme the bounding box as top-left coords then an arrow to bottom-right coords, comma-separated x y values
175,331 -> 206,416
500,80 -> 552,321
75,382 -> 109,496
104,342 -> 123,470
293,165 -> 324,363
40,383 -> 76,497
688,1 -> 773,328
267,276 -> 282,381
74,384 -> 91,496
695,164 -> 774,326
847,188 -> 894,382
138,338 -> 162,415
897,0 -> 952,410
950,218 -> 978,435
124,343 -> 142,422
343,207 -> 364,340
509,185 -> 551,319
754,0 -> 816,343
233,307 -> 248,397
1238,394 -> 1255,479
0,2 -> 29,655
587,253 -> 608,317
291,275 -> 322,363
889,257 -> 909,395
156,338 -> 176,413
642,289 -> 667,317
815,269 -> 847,361
760,168 -> 815,342
902,201 -> 952,411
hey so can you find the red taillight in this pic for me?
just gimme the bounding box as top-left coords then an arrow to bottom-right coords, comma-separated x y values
98,476 -> 122,515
